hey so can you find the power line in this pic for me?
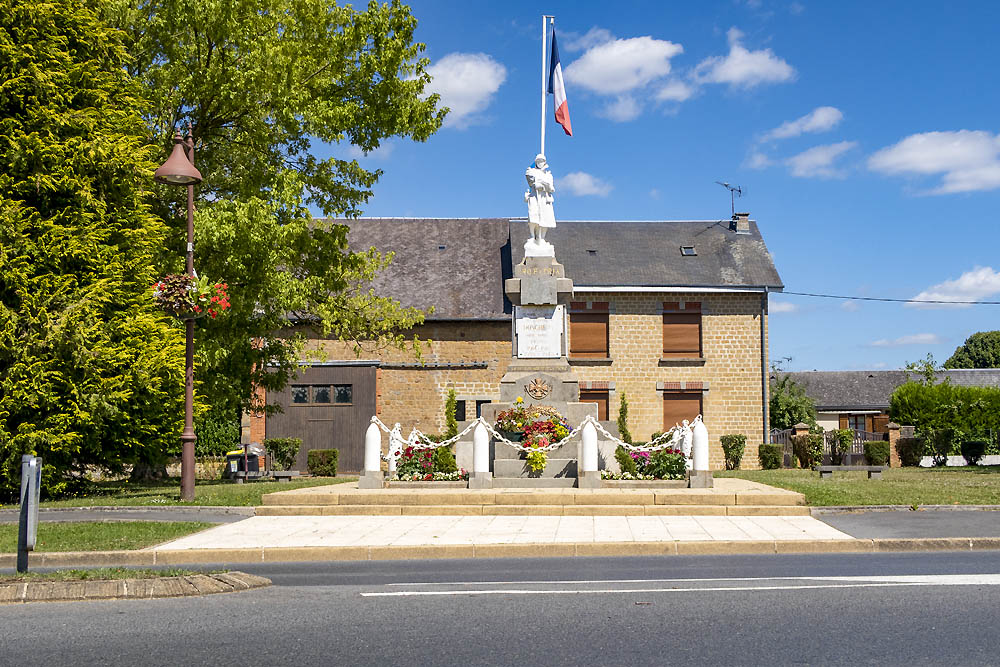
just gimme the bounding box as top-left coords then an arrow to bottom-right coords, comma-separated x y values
781,290 -> 1000,305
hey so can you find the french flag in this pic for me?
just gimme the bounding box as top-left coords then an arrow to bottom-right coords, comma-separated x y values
547,30 -> 572,136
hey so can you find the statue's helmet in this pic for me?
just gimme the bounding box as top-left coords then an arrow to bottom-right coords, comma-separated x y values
534,153 -> 547,168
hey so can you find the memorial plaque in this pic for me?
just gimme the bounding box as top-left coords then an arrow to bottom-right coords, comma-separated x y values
515,305 -> 563,358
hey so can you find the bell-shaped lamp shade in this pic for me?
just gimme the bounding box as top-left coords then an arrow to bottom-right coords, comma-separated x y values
154,142 -> 203,185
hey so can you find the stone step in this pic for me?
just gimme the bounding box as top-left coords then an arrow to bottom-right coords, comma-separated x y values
493,442 -> 577,460
491,477 -> 578,488
255,504 -> 811,517
493,458 -> 577,478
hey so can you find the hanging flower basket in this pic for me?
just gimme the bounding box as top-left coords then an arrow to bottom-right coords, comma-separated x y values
152,273 -> 230,320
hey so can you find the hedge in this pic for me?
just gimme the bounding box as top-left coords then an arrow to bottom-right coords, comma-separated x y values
960,440 -> 988,466
264,438 -> 301,470
896,437 -> 924,467
758,444 -> 782,470
863,441 -> 890,466
720,434 -> 746,470
307,449 -> 338,476
791,433 -> 823,469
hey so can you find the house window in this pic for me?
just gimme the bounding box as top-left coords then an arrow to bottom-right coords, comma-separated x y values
579,390 -> 609,421
662,302 -> 702,359
663,392 -> 703,430
291,386 -> 309,404
569,302 -> 609,358
312,386 -> 331,403
291,384 -> 352,405
455,400 -> 467,422
333,384 -> 353,404
475,400 -> 490,418
848,414 -> 867,432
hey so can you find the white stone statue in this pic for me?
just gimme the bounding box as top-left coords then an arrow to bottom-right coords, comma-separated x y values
524,153 -> 556,257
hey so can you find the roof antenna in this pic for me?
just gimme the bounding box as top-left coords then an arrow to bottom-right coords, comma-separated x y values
715,181 -> 743,218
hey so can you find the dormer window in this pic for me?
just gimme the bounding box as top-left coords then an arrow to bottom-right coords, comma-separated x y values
680,246 -> 696,256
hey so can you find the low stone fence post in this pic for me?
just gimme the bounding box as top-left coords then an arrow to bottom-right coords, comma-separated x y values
359,421 -> 384,489
469,421 -> 493,489
887,422 -> 901,467
578,420 -> 601,488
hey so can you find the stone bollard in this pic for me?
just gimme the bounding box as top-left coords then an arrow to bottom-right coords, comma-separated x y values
577,420 -> 601,489
689,418 -> 714,488
358,421 -> 384,489
468,421 -> 493,489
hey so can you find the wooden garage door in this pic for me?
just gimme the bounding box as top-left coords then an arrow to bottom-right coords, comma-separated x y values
663,392 -> 702,430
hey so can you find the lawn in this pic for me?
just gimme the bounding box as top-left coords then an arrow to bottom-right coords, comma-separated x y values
0,476 -> 355,510
718,466 -> 1000,507
0,521 -> 212,552
0,568 -> 212,583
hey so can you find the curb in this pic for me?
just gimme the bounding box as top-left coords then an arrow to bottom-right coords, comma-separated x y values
0,571 -> 270,604
3,537 -> 999,566
812,505 -> 1000,515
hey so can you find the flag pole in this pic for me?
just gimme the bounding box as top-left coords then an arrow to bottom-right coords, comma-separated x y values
540,15 -> 552,157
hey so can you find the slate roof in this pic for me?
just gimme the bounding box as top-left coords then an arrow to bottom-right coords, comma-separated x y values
329,217 -> 783,320
779,370 -> 1000,411
511,219 -> 784,289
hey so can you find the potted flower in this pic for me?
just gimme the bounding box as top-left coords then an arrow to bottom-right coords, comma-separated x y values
152,273 -> 230,319
494,399 -> 572,474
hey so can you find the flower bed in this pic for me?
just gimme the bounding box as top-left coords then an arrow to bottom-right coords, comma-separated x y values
604,446 -> 688,480
393,470 -> 468,482
494,398 -> 572,473
152,273 -> 230,319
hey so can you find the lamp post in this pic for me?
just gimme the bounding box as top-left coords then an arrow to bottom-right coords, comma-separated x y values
154,129 -> 203,502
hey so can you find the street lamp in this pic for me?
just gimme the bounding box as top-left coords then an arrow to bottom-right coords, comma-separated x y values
155,129 -> 203,502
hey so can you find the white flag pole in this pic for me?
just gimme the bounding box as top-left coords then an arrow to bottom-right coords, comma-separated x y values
540,15 -> 552,157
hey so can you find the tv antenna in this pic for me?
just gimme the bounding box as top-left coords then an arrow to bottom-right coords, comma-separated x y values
715,181 -> 743,217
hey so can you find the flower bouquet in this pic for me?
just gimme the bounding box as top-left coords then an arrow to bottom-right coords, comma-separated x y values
494,398 -> 572,473
152,274 -> 230,319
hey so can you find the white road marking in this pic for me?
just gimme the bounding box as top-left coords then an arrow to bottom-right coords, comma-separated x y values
363,573 -> 1000,597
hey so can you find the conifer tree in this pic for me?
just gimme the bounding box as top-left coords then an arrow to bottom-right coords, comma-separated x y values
0,0 -> 185,497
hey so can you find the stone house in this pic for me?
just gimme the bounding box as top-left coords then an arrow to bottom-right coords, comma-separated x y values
251,214 -> 783,472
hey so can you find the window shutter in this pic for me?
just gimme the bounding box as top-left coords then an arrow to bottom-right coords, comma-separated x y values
839,414 -> 849,429
570,312 -> 608,357
872,415 -> 889,433
663,393 -> 702,430
579,390 -> 609,420
662,313 -> 701,357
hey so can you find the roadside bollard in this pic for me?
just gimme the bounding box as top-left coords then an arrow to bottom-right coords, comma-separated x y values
358,421 -> 384,489
578,420 -> 601,488
689,417 -> 714,488
469,420 -> 492,489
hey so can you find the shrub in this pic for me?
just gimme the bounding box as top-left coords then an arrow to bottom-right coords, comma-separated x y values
830,429 -> 854,466
615,446 -> 638,475
896,437 -> 925,467
617,393 -> 633,443
960,440 -> 988,466
928,428 -> 954,467
194,410 -> 240,456
863,441 -> 890,466
307,449 -> 338,476
791,433 -> 823,469
433,445 -> 458,473
444,388 -> 458,438
720,434 -> 746,470
758,444 -> 782,470
645,450 -> 687,480
264,438 -> 301,470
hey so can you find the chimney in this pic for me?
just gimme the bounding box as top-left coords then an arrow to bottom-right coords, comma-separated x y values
731,211 -> 750,234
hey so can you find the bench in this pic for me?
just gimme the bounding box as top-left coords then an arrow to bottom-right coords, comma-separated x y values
814,465 -> 886,480
271,470 -> 300,483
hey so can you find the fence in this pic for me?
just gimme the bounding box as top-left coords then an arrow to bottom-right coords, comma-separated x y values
771,428 -> 888,466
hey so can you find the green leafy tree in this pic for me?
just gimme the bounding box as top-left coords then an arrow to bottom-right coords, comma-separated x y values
617,392 -> 632,443
0,0 -> 185,498
105,0 -> 446,419
444,388 -> 458,438
769,371 -> 817,431
943,331 -> 1000,369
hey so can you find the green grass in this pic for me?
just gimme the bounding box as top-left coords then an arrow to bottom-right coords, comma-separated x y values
717,466 -> 1000,506
0,521 -> 212,552
0,476 -> 354,509
0,567 -> 216,583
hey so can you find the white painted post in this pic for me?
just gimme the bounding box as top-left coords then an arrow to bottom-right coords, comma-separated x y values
469,420 -> 492,489
689,417 -> 714,488
358,421 -> 384,489
578,419 -> 601,488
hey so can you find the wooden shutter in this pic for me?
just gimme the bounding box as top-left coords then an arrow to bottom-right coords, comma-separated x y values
663,392 -> 702,430
570,312 -> 608,358
872,414 -> 889,434
579,390 -> 609,421
838,414 -> 849,429
662,313 -> 701,357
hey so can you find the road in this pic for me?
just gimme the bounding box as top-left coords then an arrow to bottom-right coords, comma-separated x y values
3,552 -> 1000,666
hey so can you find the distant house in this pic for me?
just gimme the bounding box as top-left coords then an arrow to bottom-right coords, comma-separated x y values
252,214 -> 783,471
778,370 -> 1000,433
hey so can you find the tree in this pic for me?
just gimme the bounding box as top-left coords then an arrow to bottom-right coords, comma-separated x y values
944,331 -> 1000,369
617,393 -> 632,443
104,0 -> 446,419
768,371 -> 817,431
0,0 -> 185,498
443,388 -> 458,438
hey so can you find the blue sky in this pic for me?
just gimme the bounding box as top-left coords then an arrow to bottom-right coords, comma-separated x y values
335,0 -> 1000,372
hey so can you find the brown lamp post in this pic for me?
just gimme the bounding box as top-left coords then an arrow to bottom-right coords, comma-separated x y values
154,129 -> 203,502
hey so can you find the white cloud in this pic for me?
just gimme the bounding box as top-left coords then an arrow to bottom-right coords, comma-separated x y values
346,142 -> 395,161
597,95 -> 641,122
564,36 -> 683,95
693,27 -> 796,89
870,333 -> 944,347
424,53 -> 507,129
649,188 -> 661,200
840,300 -> 860,312
868,130 -> 1000,194
560,172 -> 613,197
786,141 -> 857,178
907,266 -> 1000,309
656,79 -> 695,102
746,151 -> 772,169
770,300 -> 798,313
563,26 -> 614,52
763,106 -> 843,141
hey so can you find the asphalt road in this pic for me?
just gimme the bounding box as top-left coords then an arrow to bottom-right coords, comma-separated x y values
816,508 -> 1000,538
3,552 -> 1000,666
